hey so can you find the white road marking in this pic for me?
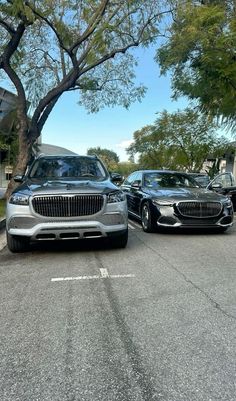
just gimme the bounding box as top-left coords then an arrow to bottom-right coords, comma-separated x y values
109,274 -> 135,278
51,269 -> 135,282
100,268 -> 109,278
128,219 -> 141,229
128,223 -> 135,230
51,275 -> 100,282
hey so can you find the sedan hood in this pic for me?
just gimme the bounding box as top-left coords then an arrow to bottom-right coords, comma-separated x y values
148,187 -> 229,203
14,178 -> 119,196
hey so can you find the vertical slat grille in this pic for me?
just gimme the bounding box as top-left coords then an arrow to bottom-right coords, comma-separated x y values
32,195 -> 104,217
177,201 -> 222,218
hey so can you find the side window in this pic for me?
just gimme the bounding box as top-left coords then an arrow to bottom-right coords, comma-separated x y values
134,172 -> 142,186
123,172 -> 138,186
212,173 -> 232,188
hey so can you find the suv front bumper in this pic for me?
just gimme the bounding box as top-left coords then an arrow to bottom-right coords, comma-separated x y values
7,201 -> 128,241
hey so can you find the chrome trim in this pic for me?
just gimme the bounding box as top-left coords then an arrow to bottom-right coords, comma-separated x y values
31,194 -> 105,217
176,200 -> 222,218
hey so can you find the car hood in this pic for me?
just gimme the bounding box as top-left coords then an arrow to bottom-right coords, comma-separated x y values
13,178 -> 119,196
147,187 -> 229,203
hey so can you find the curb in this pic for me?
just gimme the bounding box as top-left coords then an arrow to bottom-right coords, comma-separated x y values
0,217 -> 6,231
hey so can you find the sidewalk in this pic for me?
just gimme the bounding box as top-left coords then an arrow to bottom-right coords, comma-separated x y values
0,188 -> 6,250
0,188 -> 6,199
0,228 -> 6,251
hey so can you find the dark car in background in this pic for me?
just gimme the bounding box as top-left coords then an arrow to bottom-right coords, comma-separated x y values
187,172 -> 210,188
207,172 -> 236,211
6,155 -> 128,252
121,170 -> 234,233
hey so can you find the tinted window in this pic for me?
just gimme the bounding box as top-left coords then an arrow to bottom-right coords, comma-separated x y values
123,172 -> 138,186
29,157 -> 107,180
143,172 -> 199,189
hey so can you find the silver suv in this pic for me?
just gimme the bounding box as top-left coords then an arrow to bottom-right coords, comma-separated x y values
6,155 -> 128,252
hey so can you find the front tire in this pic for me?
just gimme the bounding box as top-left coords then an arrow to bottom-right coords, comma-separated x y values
141,202 -> 156,233
7,232 -> 30,253
110,228 -> 128,249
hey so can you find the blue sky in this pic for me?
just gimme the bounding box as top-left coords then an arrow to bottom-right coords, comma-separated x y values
42,47 -> 188,162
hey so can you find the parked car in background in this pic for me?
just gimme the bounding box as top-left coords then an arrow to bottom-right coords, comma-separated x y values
121,170 -> 234,233
207,172 -> 236,211
6,154 -> 128,252
187,172 -> 210,188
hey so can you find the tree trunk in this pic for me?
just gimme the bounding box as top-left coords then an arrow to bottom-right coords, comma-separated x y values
4,124 -> 31,199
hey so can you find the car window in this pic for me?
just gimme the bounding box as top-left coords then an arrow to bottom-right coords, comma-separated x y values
123,172 -> 138,186
143,172 -> 198,188
211,173 -> 234,188
29,157 -> 107,180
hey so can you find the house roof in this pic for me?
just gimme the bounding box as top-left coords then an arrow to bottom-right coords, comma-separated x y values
37,143 -> 77,156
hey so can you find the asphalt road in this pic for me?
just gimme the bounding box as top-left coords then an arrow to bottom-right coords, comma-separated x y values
1,221 -> 236,401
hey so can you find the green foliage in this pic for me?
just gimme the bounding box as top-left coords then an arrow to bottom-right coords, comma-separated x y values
87,146 -> 119,171
0,199 -> 6,218
0,0 -> 172,192
0,1 -> 169,113
157,0 -> 236,129
127,108 -> 229,171
116,161 -> 139,178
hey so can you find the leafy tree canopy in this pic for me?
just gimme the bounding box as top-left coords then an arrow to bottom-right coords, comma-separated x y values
87,146 -> 119,170
157,0 -> 236,129
127,108 -> 231,172
0,0 -> 172,196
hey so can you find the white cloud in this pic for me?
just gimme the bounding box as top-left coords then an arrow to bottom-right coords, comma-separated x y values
116,139 -> 134,149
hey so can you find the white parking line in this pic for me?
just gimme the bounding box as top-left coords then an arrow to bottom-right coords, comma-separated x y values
100,268 -> 109,278
51,268 -> 135,282
128,223 -> 135,230
51,275 -> 100,282
128,220 -> 141,229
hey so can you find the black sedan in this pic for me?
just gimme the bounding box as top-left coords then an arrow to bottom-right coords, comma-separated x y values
121,170 -> 234,232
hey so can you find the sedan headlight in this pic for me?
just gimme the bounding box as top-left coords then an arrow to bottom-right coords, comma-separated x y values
152,199 -> 174,207
223,197 -> 233,207
107,191 -> 126,203
9,193 -> 30,205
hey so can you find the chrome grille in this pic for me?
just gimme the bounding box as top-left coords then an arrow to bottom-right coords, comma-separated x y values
32,195 -> 104,217
177,201 -> 222,218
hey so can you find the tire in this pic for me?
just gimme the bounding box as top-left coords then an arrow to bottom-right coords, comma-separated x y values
7,232 -> 30,253
141,202 -> 156,233
110,228 -> 128,249
217,227 -> 228,233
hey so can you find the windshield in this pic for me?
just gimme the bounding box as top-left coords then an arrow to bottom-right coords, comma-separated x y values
29,157 -> 107,181
143,172 -> 199,189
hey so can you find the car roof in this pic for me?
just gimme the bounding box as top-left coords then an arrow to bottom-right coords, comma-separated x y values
36,154 -> 98,160
132,170 -> 189,174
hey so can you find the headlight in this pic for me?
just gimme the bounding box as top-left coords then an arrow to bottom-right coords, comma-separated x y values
107,191 -> 126,203
223,197 -> 233,207
152,199 -> 174,206
9,193 -> 29,205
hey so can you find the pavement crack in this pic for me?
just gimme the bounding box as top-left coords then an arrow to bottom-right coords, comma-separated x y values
135,233 -> 236,322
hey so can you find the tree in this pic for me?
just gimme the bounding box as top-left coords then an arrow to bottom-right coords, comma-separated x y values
156,0 -> 236,129
87,146 -> 119,171
0,0 -> 172,197
127,108 -> 231,172
116,161 -> 139,178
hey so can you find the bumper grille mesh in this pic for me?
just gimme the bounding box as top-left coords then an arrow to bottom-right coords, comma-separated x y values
177,201 -> 222,218
32,195 -> 104,217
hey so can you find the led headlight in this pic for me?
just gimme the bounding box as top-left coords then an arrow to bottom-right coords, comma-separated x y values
223,197 -> 233,207
107,191 -> 126,203
9,193 -> 30,205
152,199 -> 174,207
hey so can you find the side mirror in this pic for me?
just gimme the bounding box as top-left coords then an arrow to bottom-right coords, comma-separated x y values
110,172 -> 123,183
131,180 -> 141,188
211,183 -> 223,189
13,175 -> 24,183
